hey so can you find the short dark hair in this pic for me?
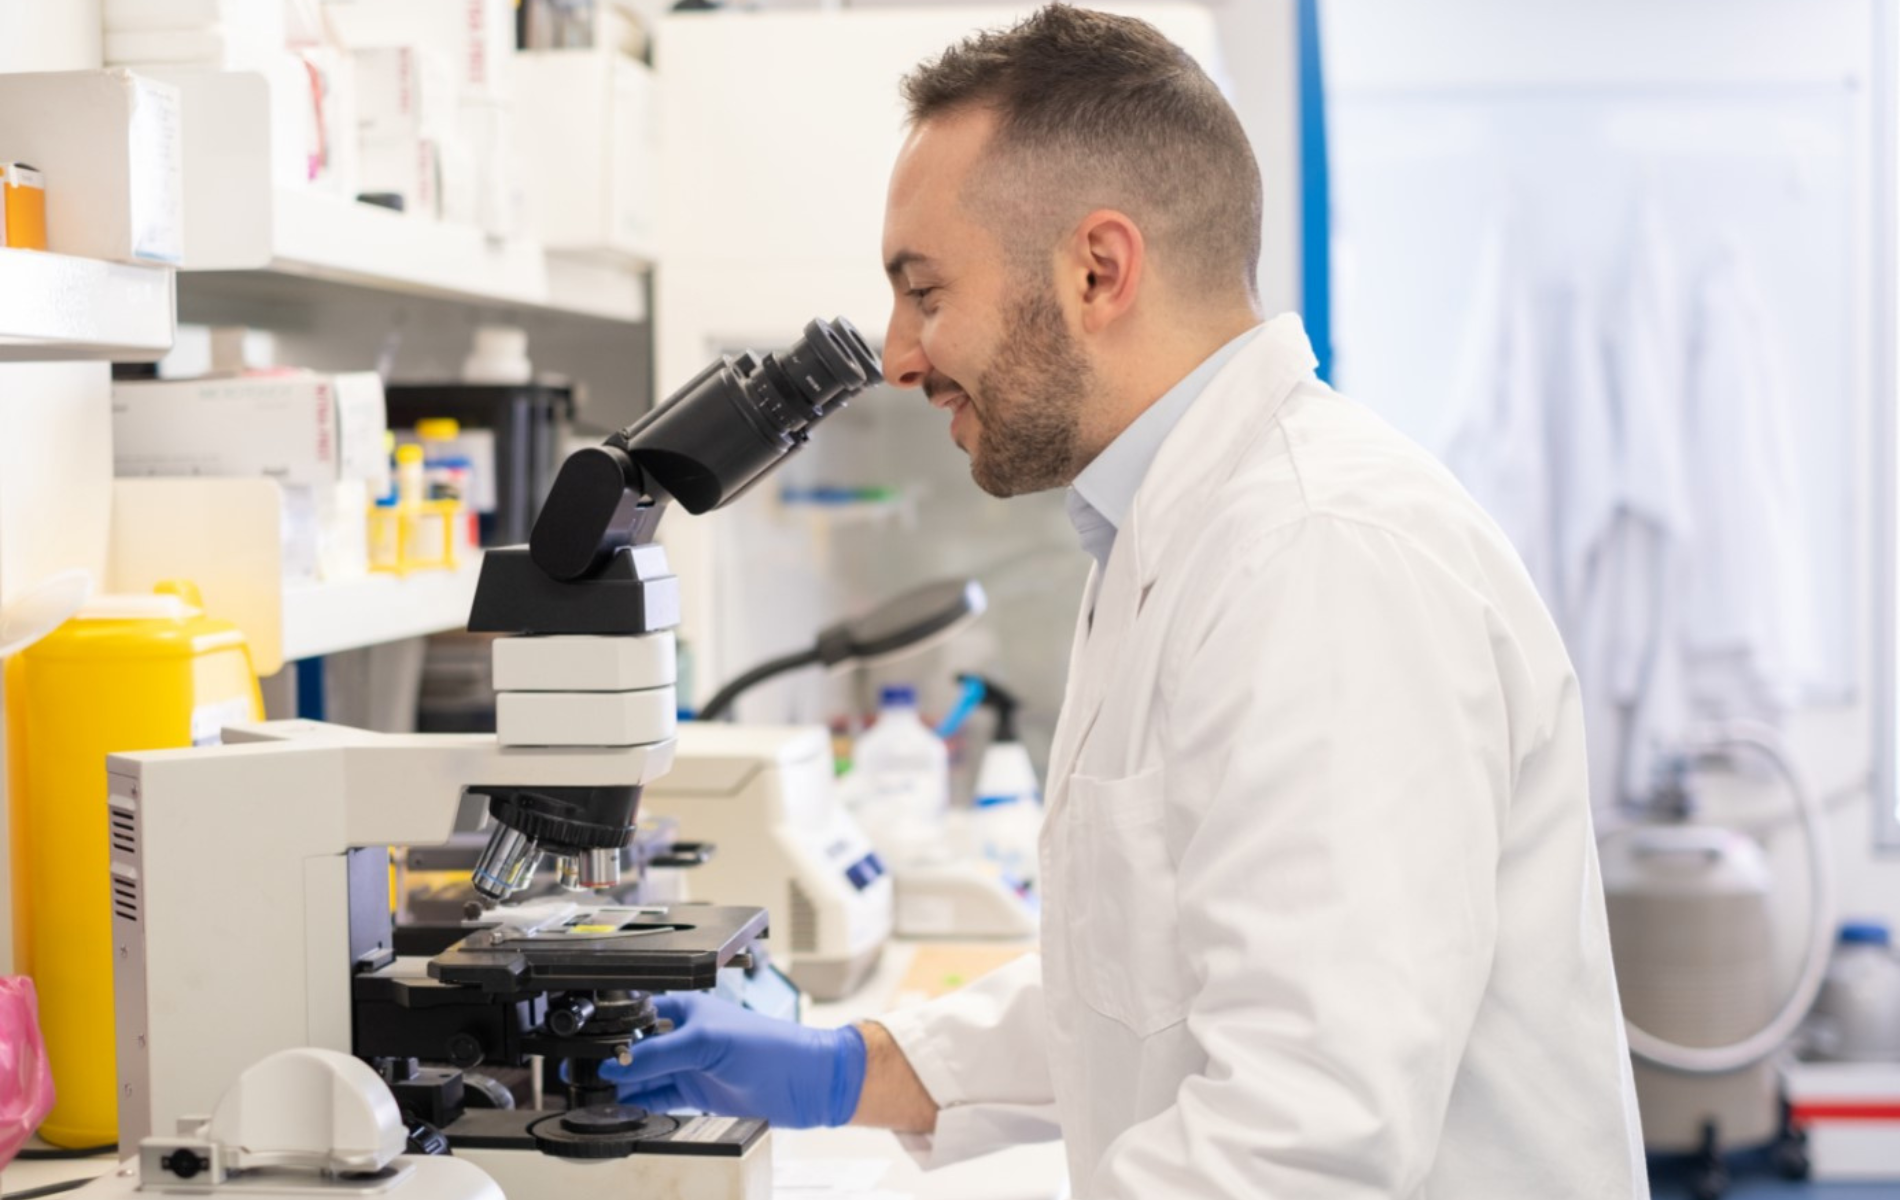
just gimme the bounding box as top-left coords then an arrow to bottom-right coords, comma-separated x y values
902,3 -> 1262,303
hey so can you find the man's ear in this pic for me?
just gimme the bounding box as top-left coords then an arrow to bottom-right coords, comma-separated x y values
1064,209 -> 1144,334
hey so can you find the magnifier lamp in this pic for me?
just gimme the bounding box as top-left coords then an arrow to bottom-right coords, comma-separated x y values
696,578 -> 987,721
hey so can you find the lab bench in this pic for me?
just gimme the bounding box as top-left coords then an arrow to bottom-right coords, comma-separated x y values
44,940 -> 1889,1200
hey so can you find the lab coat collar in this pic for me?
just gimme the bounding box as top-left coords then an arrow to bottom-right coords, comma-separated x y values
1123,313 -> 1319,589
1046,314 -> 1318,797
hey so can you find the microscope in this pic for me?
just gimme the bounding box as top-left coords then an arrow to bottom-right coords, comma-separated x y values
103,319 -> 882,1199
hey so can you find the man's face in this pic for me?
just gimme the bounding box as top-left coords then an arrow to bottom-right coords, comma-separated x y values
881,110 -> 1094,498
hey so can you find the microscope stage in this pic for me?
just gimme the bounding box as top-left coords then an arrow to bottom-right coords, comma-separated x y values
428,903 -> 769,994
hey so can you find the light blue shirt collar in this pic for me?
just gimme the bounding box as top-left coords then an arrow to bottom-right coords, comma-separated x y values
1065,325 -> 1263,569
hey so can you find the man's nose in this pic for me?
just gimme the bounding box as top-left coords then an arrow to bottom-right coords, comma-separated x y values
882,310 -> 928,389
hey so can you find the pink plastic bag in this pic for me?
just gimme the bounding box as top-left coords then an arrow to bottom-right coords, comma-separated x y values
0,977 -> 55,1169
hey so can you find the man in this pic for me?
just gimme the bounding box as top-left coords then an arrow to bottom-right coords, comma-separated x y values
605,6 -> 1647,1196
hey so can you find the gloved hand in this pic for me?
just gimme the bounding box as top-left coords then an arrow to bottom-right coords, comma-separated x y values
601,991 -> 866,1129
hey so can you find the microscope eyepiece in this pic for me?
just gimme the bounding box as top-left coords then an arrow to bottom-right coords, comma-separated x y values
770,316 -> 882,420
620,315 -> 882,514
530,316 -> 883,581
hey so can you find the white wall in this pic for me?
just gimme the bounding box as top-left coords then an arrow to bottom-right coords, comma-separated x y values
0,1 -> 106,977
1204,0 -> 1299,318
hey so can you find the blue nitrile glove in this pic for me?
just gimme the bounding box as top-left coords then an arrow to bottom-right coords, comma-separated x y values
601,992 -> 866,1129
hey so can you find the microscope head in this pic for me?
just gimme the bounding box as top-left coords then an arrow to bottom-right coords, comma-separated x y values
530,316 -> 883,582
462,317 -> 883,910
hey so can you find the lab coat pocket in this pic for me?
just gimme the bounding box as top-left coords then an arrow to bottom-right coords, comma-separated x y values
1066,764 -> 1190,1037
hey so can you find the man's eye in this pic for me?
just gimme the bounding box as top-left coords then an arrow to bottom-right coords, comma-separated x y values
907,286 -> 938,306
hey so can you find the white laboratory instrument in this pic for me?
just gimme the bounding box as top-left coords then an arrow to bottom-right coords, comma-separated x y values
1602,724 -> 1835,1196
103,319 -> 884,1200
111,709 -> 771,1200
72,1049 -> 502,1200
885,856 -> 1037,940
642,724 -> 892,1000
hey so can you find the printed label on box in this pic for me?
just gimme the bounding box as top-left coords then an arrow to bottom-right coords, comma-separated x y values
127,75 -> 183,263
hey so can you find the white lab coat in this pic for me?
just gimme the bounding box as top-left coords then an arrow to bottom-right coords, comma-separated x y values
1679,244 -> 1820,717
1439,210 -> 1556,605
1539,276 -> 1627,813
1591,205 -> 1695,805
876,316 -> 1648,1198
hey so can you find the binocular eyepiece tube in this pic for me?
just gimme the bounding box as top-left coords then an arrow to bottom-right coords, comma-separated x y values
531,316 -> 883,583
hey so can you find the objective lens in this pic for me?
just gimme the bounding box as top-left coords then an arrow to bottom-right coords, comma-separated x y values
578,847 -> 621,890
471,825 -> 542,906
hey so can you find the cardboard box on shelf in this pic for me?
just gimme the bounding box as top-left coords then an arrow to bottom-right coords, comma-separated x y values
322,0 -> 515,100
0,70 -> 182,264
357,132 -> 440,220
353,45 -> 454,142
1784,1062 -> 1900,1182
104,0 -> 286,72
274,47 -> 359,197
439,99 -> 519,237
112,371 -> 390,493
115,372 -> 390,585
105,0 -> 268,28
513,50 -> 656,258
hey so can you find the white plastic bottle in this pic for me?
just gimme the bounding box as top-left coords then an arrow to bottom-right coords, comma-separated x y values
1813,921 -> 1900,1062
968,678 -> 1043,890
972,744 -> 1043,891
462,325 -> 533,385
845,685 -> 950,866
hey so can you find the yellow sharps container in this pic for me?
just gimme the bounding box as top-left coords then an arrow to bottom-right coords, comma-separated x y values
7,581 -> 262,1148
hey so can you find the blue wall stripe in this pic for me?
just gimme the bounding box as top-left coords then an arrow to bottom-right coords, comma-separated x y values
1296,0 -> 1334,383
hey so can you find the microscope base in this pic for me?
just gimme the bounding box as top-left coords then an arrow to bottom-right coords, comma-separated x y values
453,1111 -> 771,1200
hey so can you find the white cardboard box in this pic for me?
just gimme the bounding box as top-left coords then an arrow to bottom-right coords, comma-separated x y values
440,98 -> 520,237
0,70 -> 183,264
113,371 -> 389,492
130,67 -> 274,267
1784,1061 -> 1900,1182
104,0 -> 285,72
322,0 -> 514,100
353,46 -> 455,141
514,50 -> 657,259
105,0 -> 267,29
357,133 -> 440,220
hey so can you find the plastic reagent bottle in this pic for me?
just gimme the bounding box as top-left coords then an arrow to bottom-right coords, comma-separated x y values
846,685 -> 950,865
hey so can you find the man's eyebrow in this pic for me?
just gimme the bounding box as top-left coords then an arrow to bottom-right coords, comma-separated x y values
884,250 -> 933,280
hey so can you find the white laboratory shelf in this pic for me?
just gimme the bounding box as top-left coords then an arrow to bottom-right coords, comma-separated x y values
0,247 -> 176,361
110,478 -> 485,674
179,190 -> 649,324
270,190 -> 647,323
282,554 -> 484,662
151,69 -> 651,323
